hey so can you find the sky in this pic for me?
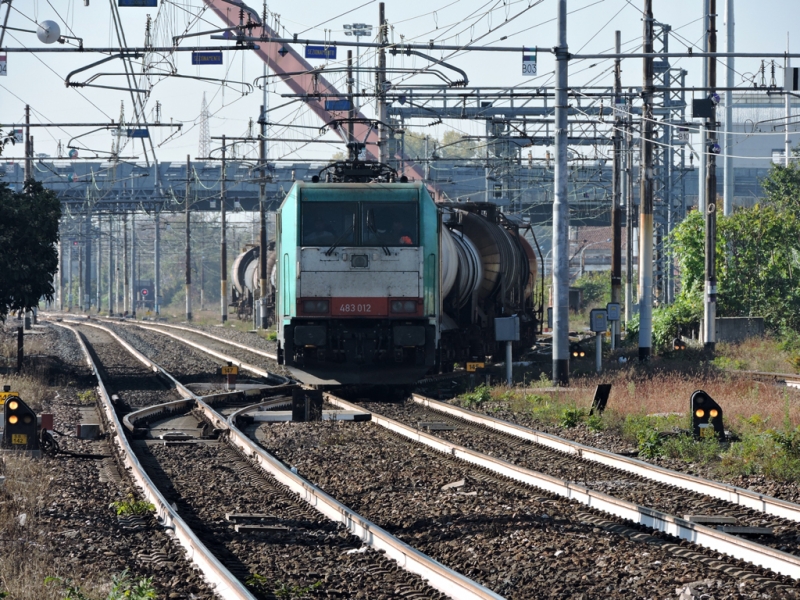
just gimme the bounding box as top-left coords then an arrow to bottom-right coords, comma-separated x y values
1,0 -> 797,165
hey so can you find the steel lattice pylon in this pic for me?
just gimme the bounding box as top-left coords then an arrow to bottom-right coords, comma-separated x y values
198,92 -> 210,159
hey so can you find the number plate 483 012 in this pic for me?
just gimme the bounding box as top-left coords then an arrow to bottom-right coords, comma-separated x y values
331,298 -> 388,316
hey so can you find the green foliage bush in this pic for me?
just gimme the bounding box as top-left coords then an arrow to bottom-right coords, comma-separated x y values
460,384 -> 491,409
110,494 -> 155,516
559,407 -> 585,428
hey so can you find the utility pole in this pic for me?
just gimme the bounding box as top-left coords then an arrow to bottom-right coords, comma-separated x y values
67,240 -> 73,311
625,97 -> 635,324
24,105 -> 31,183
552,0 -> 570,386
108,215 -> 113,316
698,0 -> 709,213
78,233 -> 83,311
376,2 -> 388,164
130,211 -> 136,318
611,30 -> 622,349
123,212 -> 129,315
347,51 -> 355,156
57,237 -> 63,311
639,0 -> 655,361
96,217 -> 101,311
185,155 -> 192,321
704,0 -> 718,352
786,34 -> 792,168
220,137 -> 228,323
723,0 -> 734,216
154,210 -> 160,315
259,105 -> 269,329
84,213 -> 92,311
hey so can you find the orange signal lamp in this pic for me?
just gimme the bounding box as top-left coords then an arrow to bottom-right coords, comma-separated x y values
695,409 -> 705,418
8,415 -> 18,424
8,400 -> 18,410
709,409 -> 718,418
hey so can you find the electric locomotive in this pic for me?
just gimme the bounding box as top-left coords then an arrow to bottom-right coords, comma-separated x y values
273,159 -> 540,387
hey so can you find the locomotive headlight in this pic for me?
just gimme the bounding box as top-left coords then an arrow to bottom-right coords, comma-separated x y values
303,299 -> 329,314
391,300 -> 417,313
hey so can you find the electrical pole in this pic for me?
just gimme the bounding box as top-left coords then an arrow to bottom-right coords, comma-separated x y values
67,240 -> 73,311
377,2 -> 388,164
259,105 -> 269,330
96,217 -> 101,311
130,210 -> 136,318
348,50 -> 355,156
108,215 -> 113,316
185,155 -> 192,321
24,105 -> 30,183
78,233 -> 83,311
639,0 -> 655,361
786,34 -> 792,168
704,0 -> 718,352
611,30 -> 622,349
154,209 -> 160,315
84,213 -> 92,311
723,0 -> 734,216
552,0 -> 570,386
220,136 -> 228,323
123,212 -> 129,315
58,237 -> 63,311
625,97 -> 635,325
699,0 -> 709,213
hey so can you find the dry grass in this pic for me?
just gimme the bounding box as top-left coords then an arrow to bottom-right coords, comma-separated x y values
0,455 -> 104,599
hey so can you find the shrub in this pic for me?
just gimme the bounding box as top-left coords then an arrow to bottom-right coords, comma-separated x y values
660,433 -> 721,464
460,385 -> 491,409
637,427 -> 662,459
559,407 -> 584,428
110,495 -> 155,517
586,413 -> 604,432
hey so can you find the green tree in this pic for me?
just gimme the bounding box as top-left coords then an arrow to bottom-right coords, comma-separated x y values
762,154 -> 800,212
438,129 -> 480,159
0,181 -> 61,321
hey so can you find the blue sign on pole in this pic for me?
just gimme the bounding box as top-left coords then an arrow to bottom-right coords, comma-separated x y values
304,45 -> 336,60
118,0 -> 157,6
192,51 -> 223,65
126,129 -> 150,139
324,99 -> 351,111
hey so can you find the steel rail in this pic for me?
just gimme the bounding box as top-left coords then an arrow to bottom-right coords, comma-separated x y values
131,321 -> 278,361
53,319 -> 498,599
50,321 -> 257,600
196,397 -> 504,600
131,323 -> 275,379
411,393 -> 800,525
326,394 -> 800,580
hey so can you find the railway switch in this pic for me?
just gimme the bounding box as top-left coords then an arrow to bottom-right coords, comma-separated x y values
691,390 -> 725,440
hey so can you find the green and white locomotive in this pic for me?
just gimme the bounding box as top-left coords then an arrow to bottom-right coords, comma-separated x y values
270,160 -> 540,387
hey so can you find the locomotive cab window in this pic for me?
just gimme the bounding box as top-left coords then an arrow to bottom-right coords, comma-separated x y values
362,203 -> 418,247
302,202 -> 357,246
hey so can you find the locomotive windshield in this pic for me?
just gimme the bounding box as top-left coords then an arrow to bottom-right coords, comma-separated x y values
362,203 -> 418,246
301,201 -> 418,247
301,202 -> 356,246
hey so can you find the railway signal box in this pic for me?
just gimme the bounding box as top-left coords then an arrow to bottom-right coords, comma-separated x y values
691,390 -> 725,440
2,396 -> 39,451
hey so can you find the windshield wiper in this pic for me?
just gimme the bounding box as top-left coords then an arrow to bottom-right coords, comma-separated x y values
366,209 -> 391,255
325,214 -> 356,256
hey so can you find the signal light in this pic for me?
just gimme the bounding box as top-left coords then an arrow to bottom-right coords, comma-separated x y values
570,344 -> 586,358
691,390 -> 725,440
2,396 -> 39,451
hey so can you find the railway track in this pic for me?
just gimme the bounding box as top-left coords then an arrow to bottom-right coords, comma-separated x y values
50,317 -> 800,594
53,319 -> 499,600
256,396 -> 799,598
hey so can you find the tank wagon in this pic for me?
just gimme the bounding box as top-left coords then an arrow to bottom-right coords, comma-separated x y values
230,242 -> 276,323
270,160 -> 542,387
